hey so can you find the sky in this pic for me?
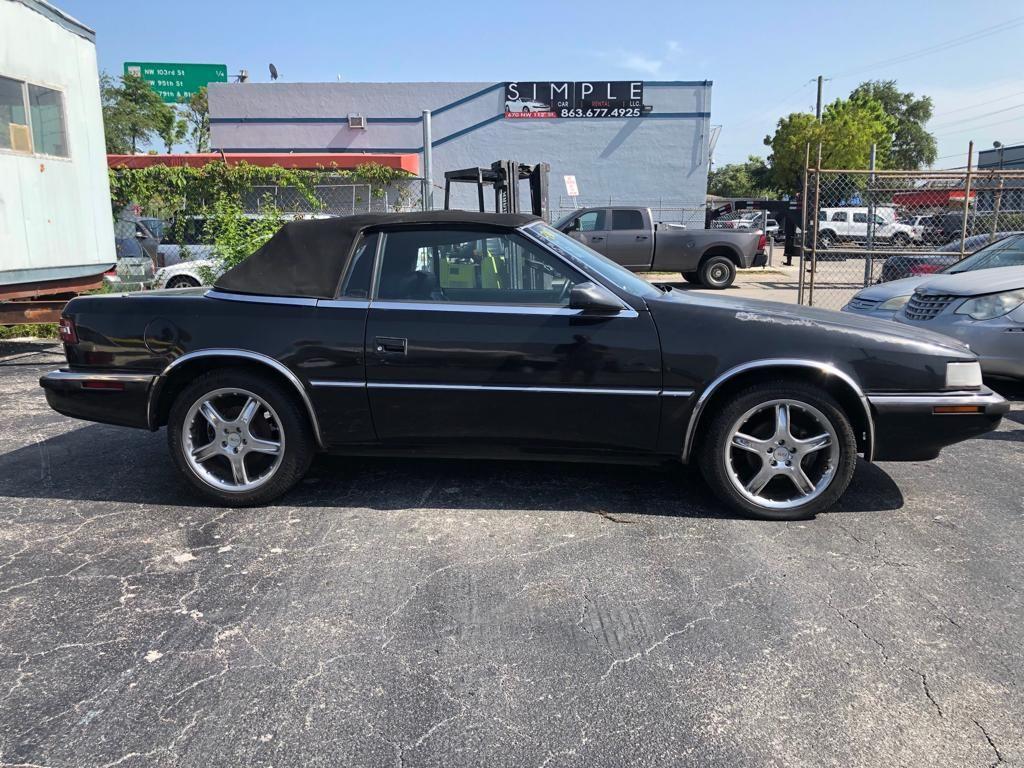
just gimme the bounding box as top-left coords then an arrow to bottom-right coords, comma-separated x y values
59,0 -> 1024,169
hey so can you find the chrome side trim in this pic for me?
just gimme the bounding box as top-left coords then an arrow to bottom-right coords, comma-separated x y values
309,379 -> 366,388
44,370 -> 156,385
367,300 -> 639,319
868,390 -> 1007,413
315,299 -> 371,309
205,290 -> 319,307
662,389 -> 696,397
151,349 -> 325,448
680,359 -> 875,464
365,382 -> 662,396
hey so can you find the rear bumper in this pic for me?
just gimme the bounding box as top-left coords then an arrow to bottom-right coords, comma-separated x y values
868,388 -> 1009,461
39,370 -> 157,430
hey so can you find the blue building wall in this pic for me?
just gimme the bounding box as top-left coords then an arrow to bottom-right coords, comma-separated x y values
208,80 -> 712,215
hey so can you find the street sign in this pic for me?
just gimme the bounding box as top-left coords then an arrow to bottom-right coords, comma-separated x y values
564,175 -> 579,197
123,62 -> 227,103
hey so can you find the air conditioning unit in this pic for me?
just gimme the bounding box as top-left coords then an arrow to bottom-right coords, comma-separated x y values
348,114 -> 367,129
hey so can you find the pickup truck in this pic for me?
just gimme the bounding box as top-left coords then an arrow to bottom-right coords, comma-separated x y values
556,207 -> 765,289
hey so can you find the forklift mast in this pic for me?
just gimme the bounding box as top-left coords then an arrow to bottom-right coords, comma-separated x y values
443,161 -> 550,218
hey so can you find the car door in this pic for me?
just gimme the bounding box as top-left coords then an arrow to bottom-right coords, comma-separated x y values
604,209 -> 654,268
830,210 -> 849,239
565,210 -> 610,254
362,225 -> 663,452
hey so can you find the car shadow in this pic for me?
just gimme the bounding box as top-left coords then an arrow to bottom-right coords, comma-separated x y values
0,423 -> 904,520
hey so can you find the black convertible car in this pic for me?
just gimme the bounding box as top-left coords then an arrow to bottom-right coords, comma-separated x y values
41,212 -> 1007,520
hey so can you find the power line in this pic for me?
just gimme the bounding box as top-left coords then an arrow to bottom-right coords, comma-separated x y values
932,89 -> 1024,118
934,114 -> 1024,138
829,16 -> 1024,80
930,102 -> 1024,130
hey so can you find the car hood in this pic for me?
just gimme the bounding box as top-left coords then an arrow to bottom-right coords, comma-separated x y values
915,265 -> 1024,297
853,276 -> 924,301
651,290 -> 970,354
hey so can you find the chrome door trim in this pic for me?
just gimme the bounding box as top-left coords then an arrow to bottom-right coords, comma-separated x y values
680,359 -> 875,464
151,349 -> 325,448
358,382 -> 693,397
315,299 -> 372,309
366,300 -> 639,318
205,290 -> 319,307
309,379 -> 366,388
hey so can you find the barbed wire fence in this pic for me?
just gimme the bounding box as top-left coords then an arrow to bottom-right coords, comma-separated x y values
799,152 -> 1024,309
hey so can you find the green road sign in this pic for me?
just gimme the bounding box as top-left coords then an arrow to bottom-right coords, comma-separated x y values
123,62 -> 227,103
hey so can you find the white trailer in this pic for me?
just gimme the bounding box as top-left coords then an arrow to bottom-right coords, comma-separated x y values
0,0 -> 115,322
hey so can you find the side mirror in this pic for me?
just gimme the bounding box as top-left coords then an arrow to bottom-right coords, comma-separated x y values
569,281 -> 624,312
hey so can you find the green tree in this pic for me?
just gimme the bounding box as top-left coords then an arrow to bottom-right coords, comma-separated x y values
764,96 -> 896,190
850,80 -> 936,169
182,87 -> 210,152
708,156 -> 777,198
100,72 -> 173,153
156,108 -> 187,153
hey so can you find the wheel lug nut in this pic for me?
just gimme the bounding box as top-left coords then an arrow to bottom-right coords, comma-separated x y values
785,461 -> 792,466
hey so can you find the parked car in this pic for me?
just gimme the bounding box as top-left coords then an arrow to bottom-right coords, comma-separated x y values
817,207 -> 920,247
157,216 -> 213,268
877,232 -> 1023,283
504,98 -> 550,113
153,259 -> 217,289
110,218 -> 158,287
891,265 -> 1024,379
557,206 -> 765,289
40,212 -> 1006,520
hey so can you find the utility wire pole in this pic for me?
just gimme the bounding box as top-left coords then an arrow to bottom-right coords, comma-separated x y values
815,75 -> 823,122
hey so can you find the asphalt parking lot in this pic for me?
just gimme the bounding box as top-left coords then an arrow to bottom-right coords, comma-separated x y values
1,340 -> 1022,767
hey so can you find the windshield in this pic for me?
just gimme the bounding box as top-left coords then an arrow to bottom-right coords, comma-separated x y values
525,222 -> 663,299
946,234 -> 1024,273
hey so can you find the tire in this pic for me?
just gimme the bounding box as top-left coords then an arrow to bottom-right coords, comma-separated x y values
697,380 -> 858,521
167,369 -> 315,506
166,275 -> 200,289
698,255 -> 736,289
818,231 -> 836,249
681,271 -> 700,284
892,232 -> 911,247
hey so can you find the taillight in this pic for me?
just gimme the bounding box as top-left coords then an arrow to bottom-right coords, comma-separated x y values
758,234 -> 767,251
910,263 -> 942,275
58,317 -> 78,344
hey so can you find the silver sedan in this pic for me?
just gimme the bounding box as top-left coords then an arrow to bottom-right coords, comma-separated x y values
891,265 -> 1024,379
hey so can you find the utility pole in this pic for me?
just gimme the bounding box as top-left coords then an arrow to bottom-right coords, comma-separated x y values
815,75 -> 823,122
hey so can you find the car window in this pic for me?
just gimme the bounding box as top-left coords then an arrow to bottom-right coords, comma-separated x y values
818,211 -> 827,221
375,228 -> 584,306
852,213 -> 867,223
577,211 -> 605,232
338,234 -> 377,299
526,222 -> 662,299
947,234 -> 1024,273
611,209 -> 644,230
831,212 -> 847,222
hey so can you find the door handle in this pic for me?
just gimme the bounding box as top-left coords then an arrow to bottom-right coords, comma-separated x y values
635,235 -> 649,240
374,337 -> 407,355
590,236 -> 604,241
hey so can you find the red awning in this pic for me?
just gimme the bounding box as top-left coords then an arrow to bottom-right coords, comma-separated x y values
107,152 -> 419,174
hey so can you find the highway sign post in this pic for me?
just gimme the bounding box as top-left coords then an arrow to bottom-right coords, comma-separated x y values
123,62 -> 227,103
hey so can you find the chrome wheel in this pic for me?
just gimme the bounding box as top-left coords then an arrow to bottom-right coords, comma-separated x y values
181,388 -> 285,493
724,399 -> 839,511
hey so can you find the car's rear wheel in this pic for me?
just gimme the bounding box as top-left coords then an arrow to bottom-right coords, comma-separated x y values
699,256 -> 736,289
681,271 -> 700,284
168,369 -> 314,506
166,275 -> 200,289
698,381 -> 857,520
892,232 -> 911,246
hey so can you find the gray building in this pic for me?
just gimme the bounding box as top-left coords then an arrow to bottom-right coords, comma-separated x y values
208,80 -> 712,219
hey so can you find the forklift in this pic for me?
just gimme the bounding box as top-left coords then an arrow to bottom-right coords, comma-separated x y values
443,160 -> 550,219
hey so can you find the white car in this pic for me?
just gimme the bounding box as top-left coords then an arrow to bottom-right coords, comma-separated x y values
504,98 -> 550,113
153,259 -> 219,289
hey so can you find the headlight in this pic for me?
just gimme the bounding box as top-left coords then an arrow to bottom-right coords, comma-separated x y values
946,361 -> 982,388
878,295 -> 911,311
953,289 -> 1024,320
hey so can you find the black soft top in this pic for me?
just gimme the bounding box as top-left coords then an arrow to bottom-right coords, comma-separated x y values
213,211 -> 541,299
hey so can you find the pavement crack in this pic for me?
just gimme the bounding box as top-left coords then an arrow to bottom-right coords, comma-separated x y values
973,719 -> 1005,767
915,670 -> 944,719
589,509 -> 634,524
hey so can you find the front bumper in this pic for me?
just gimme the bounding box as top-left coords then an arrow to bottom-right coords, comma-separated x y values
39,370 -> 157,429
894,314 -> 1024,379
868,388 -> 1009,461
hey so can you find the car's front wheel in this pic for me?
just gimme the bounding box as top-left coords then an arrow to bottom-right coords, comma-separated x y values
681,271 -> 700,284
698,381 -> 857,520
167,369 -> 315,506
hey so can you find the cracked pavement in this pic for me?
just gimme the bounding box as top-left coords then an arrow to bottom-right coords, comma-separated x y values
0,341 -> 1022,767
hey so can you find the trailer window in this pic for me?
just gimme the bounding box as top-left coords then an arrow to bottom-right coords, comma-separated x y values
0,76 -> 30,153
28,84 -> 68,157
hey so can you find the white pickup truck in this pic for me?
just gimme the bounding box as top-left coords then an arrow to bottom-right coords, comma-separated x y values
817,207 -> 922,248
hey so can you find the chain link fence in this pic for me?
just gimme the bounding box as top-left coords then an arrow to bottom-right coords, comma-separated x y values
800,166 -> 1024,309
552,197 -> 707,227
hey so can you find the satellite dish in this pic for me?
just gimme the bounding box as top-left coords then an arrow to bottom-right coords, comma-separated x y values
269,63 -> 279,81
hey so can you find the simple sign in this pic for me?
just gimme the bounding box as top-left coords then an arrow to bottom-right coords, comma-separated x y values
504,81 -> 645,119
124,62 -> 227,103
564,175 -> 579,197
